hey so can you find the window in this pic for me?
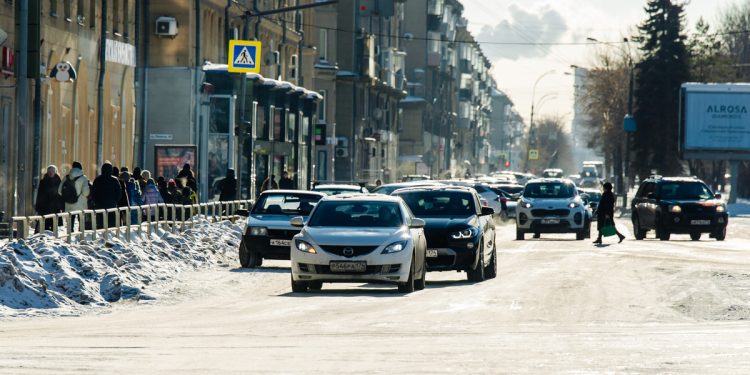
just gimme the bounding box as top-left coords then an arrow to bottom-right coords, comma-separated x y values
112,0 -> 120,35
49,0 -> 58,17
308,201 -> 403,228
89,0 -> 95,28
397,191 -> 475,217
523,182 -> 576,199
318,29 -> 328,61
76,0 -> 85,24
251,193 -> 322,215
64,0 -> 71,21
317,90 -> 326,122
122,0 -> 129,38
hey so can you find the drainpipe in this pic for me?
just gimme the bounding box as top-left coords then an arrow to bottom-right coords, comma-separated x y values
16,0 -> 29,216
140,0 -> 150,168
97,0 -> 108,165
195,0 -> 204,199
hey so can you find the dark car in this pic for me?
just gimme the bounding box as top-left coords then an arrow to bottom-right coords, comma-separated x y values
631,176 -> 728,241
490,184 -> 524,220
239,190 -> 326,267
393,186 -> 497,282
578,188 -> 602,220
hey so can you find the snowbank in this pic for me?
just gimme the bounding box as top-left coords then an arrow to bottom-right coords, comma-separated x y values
0,220 -> 242,317
728,199 -> 750,218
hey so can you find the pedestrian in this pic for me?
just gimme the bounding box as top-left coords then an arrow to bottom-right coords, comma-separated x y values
219,169 -> 237,201
158,177 -> 173,204
116,169 -> 129,225
260,174 -> 278,192
91,162 -> 122,228
35,165 -> 63,231
141,171 -> 164,205
593,182 -> 625,245
167,179 -> 185,219
279,171 -> 295,189
375,179 -> 382,187
122,171 -> 143,223
59,161 -> 90,232
177,163 -> 198,193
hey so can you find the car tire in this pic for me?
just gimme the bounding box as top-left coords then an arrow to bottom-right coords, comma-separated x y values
414,258 -> 426,291
398,254 -> 416,293
657,227 -> 671,241
585,219 -> 592,239
516,228 -> 525,241
690,232 -> 701,241
291,275 -> 308,293
484,245 -> 497,279
239,239 -> 262,268
533,232 -> 540,239
714,226 -> 727,241
633,216 -> 646,240
467,244 -> 485,282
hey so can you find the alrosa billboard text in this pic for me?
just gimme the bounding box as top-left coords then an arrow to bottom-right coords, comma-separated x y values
684,91 -> 750,151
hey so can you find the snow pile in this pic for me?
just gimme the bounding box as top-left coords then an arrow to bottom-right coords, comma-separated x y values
0,220 -> 242,316
728,199 -> 750,218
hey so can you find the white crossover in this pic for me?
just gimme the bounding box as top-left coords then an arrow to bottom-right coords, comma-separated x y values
515,178 -> 591,240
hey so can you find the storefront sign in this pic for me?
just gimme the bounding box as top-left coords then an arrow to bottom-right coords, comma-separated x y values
106,39 -> 136,67
150,133 -> 174,141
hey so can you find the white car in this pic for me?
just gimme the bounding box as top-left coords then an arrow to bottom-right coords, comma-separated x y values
312,184 -> 369,195
290,194 -> 427,293
515,179 -> 591,240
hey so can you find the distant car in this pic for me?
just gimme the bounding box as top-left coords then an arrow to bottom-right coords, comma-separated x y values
495,171 -> 533,185
239,190 -> 326,268
630,176 -> 728,241
567,174 -> 581,184
578,178 -> 601,189
542,168 -> 564,178
490,184 -> 524,220
370,180 -> 445,195
578,188 -> 602,220
515,178 -> 591,240
401,174 -> 431,182
439,180 -> 503,217
290,194 -> 427,293
393,186 -> 497,282
312,184 -> 369,195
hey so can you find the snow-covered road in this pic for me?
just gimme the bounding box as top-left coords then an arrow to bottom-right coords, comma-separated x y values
2,219 -> 750,373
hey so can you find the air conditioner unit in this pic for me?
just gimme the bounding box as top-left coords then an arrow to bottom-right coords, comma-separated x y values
155,16 -> 178,37
336,137 -> 348,148
335,147 -> 349,158
335,136 -> 349,158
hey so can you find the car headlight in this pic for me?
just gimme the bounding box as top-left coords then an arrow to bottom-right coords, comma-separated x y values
451,228 -> 477,239
521,201 -> 533,209
669,205 -> 682,213
295,239 -> 316,254
716,205 -> 726,213
250,227 -> 268,236
569,202 -> 579,208
382,241 -> 408,254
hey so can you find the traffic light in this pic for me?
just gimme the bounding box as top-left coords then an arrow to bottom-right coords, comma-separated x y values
504,161 -> 510,168
314,124 -> 326,145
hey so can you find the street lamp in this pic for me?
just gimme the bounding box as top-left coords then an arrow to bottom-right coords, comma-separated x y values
527,70 -> 557,169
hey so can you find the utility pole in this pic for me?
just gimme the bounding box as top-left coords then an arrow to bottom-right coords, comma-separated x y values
16,0 -> 29,216
97,0 -> 108,165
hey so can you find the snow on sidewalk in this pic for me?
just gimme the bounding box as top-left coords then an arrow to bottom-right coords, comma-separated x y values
0,219 -> 242,317
728,199 -> 750,218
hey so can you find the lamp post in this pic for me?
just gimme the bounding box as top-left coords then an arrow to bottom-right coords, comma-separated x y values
526,70 -> 556,169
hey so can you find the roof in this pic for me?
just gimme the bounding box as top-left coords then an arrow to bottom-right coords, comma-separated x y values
201,62 -> 321,99
646,176 -> 702,182
527,178 -> 574,184
392,185 -> 476,194
382,181 -> 443,188
259,189 -> 326,197
319,194 -> 403,202
313,184 -> 363,190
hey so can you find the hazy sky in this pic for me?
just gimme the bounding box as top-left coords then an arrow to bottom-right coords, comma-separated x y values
461,0 -> 734,126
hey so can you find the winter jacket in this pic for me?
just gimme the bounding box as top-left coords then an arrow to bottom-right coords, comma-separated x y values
279,177 -> 295,190
159,187 -> 175,204
219,176 -> 237,201
91,163 -> 122,209
117,179 -> 129,207
36,174 -> 63,215
142,182 -> 165,205
126,180 -> 143,206
598,190 -> 615,221
58,168 -> 90,213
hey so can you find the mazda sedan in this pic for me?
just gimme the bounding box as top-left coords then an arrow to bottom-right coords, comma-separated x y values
290,195 -> 427,293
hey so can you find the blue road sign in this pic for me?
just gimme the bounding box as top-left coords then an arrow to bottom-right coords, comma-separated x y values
228,40 -> 262,73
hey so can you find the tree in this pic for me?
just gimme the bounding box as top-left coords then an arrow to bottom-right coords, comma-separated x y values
632,0 -> 690,178
523,115 -> 574,175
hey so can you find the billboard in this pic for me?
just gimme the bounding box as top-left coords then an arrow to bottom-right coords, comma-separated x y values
155,144 -> 197,180
680,83 -> 750,160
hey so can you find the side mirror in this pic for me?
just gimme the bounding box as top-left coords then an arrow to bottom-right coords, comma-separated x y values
290,216 -> 304,227
481,207 -> 495,216
715,193 -> 722,200
410,218 -> 425,229
580,193 -> 589,204
236,208 -> 250,217
646,192 -> 656,199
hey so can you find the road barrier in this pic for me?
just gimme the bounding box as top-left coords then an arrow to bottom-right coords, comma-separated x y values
9,200 -> 253,243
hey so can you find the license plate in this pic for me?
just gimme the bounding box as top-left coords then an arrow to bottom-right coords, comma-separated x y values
270,239 -> 291,247
691,220 -> 711,225
541,218 -> 560,225
426,249 -> 439,258
330,261 -> 367,273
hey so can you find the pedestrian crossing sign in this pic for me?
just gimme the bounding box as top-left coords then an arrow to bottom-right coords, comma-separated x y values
228,40 -> 262,73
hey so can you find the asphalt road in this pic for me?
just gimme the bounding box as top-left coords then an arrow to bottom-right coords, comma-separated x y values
2,218 -> 750,374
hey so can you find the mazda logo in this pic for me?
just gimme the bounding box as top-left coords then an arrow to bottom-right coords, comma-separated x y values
343,247 -> 354,256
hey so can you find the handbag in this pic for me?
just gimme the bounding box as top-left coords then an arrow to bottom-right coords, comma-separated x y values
601,224 -> 617,237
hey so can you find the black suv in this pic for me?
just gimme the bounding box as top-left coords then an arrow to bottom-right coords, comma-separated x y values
631,176 -> 728,241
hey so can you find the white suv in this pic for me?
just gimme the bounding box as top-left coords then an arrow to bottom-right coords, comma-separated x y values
515,179 -> 591,240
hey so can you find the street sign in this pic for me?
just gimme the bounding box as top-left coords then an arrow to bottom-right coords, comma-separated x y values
227,40 -> 262,73
528,149 -> 539,160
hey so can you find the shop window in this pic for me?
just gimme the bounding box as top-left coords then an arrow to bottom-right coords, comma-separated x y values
286,111 -> 295,143
256,106 -> 269,140
273,108 -> 284,141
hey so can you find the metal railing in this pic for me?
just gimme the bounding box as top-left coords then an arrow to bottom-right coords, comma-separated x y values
9,200 -> 253,243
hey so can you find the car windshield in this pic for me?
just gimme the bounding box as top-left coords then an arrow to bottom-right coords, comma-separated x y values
307,201 -> 403,227
252,193 -> 322,215
396,191 -> 476,217
524,182 -> 576,198
659,182 -> 714,200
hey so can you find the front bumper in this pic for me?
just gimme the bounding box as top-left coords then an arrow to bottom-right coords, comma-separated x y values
243,228 -> 300,260
291,244 -> 413,284
516,208 -> 586,233
660,212 -> 728,234
424,238 -> 480,272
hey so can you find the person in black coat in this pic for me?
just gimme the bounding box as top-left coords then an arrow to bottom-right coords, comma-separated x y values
91,162 -> 122,227
278,171 -> 296,190
35,165 -> 63,230
219,169 -> 237,202
177,163 -> 198,195
594,182 -> 625,244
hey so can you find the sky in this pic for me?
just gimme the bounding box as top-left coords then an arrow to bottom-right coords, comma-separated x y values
461,0 -> 733,127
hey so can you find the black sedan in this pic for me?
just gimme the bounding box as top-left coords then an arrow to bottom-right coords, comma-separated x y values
393,186 -> 497,282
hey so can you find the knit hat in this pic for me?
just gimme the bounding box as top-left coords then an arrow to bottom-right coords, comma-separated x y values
167,179 -> 176,188
72,161 -> 83,170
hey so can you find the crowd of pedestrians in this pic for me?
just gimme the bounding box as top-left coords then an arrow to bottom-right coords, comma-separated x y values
33,161 -> 233,231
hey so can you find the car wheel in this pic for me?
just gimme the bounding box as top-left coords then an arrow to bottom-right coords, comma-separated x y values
467,243 -> 485,282
398,254 -> 416,293
308,281 -> 323,291
657,226 -> 671,241
484,245 -> 497,279
239,239 -> 262,268
690,232 -> 701,241
516,228 -> 525,241
291,274 -> 308,293
584,219 -> 592,239
414,257 -> 426,291
714,226 -> 727,241
576,229 -> 585,240
633,215 -> 646,240
533,232 -> 540,239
